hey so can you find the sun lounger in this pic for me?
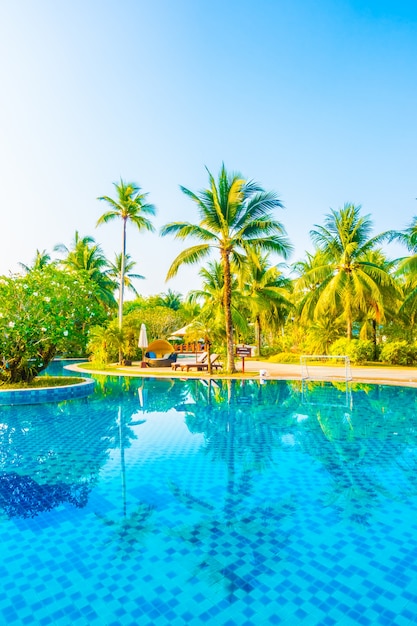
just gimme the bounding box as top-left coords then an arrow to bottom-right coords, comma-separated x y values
180,354 -> 222,372
171,352 -> 208,371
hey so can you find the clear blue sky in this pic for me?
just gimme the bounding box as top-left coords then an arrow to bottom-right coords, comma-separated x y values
1,0 -> 416,296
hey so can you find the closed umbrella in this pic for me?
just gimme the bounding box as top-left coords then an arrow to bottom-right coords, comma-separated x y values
138,323 -> 148,368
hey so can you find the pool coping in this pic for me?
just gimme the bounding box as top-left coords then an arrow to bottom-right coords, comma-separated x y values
0,377 -> 95,405
65,361 -> 417,388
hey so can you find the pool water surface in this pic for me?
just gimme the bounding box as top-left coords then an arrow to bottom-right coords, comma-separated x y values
1,373 -> 417,625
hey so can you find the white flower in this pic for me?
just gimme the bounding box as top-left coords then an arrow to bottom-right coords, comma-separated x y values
41,327 -> 47,332
8,321 -> 14,328
44,297 -> 51,302
63,330 -> 68,336
33,292 -> 38,296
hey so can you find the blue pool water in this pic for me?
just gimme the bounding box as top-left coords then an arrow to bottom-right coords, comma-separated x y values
1,370 -> 417,625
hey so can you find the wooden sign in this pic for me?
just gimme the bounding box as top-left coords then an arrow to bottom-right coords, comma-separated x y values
236,346 -> 251,357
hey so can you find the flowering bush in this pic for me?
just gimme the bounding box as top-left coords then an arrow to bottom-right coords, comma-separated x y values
0,267 -> 108,383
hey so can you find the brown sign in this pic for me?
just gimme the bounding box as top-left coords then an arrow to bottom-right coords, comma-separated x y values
236,346 -> 251,357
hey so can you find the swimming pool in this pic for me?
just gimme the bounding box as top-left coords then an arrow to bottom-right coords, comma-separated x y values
1,373 -> 417,625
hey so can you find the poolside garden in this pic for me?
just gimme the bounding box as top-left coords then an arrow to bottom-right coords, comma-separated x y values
2,166 -> 417,386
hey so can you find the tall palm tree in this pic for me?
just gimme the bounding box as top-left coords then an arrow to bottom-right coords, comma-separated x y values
299,204 -> 391,339
240,252 -> 293,356
97,179 -> 156,362
161,164 -> 292,373
106,253 -> 144,299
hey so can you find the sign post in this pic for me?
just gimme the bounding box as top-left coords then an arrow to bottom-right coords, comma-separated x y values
235,345 -> 252,373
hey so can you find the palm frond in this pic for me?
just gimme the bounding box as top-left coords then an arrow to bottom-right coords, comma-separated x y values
165,245 -> 211,280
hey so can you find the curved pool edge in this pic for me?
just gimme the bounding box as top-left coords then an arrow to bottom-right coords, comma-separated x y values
0,378 -> 95,405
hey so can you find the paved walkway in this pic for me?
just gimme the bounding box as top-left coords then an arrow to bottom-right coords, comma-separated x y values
239,360 -> 417,386
74,359 -> 417,388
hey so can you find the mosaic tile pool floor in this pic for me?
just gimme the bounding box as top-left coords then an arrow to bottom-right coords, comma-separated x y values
1,375 -> 417,625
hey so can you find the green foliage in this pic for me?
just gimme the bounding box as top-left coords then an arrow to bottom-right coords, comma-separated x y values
268,352 -> 300,364
87,306 -> 185,365
0,267 -> 108,383
379,341 -> 417,366
161,163 -> 292,373
125,307 -> 184,342
329,338 -> 374,364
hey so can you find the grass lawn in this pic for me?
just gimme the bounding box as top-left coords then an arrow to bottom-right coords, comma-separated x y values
0,376 -> 87,390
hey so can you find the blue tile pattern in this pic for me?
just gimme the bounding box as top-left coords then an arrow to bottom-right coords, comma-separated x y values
0,376 -> 417,625
0,378 -> 95,404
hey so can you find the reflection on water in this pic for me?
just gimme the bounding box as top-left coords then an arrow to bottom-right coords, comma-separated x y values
1,374 -> 417,624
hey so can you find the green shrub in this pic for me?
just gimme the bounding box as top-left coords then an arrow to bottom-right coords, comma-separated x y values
329,338 -> 374,364
268,352 -> 300,364
379,341 -> 417,366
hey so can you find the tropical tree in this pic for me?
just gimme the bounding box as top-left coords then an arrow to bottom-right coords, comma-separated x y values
19,249 -> 52,273
387,216 -> 417,321
0,266 -> 108,383
106,253 -> 144,299
161,164 -> 292,373
189,260 -> 247,342
153,289 -> 183,311
97,179 -> 156,362
355,249 -> 400,356
240,252 -> 293,356
54,231 -> 117,308
297,204 -> 392,339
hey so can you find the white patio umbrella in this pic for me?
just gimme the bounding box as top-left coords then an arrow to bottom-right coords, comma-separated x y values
167,324 -> 192,339
138,323 -> 148,367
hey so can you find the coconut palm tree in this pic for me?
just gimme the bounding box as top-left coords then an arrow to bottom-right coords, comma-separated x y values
19,249 -> 52,273
387,216 -> 417,320
155,289 -> 183,311
189,260 -> 247,340
161,164 -> 292,373
240,252 -> 293,356
106,253 -> 144,299
54,231 -> 117,309
97,179 -> 156,363
299,204 -> 391,339
356,249 -> 400,357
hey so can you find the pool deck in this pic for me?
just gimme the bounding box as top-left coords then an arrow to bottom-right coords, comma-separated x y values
71,360 -> 417,387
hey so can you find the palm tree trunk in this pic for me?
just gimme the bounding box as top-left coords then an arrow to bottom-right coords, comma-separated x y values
346,301 -> 353,340
118,219 -> 127,364
222,249 -> 236,373
256,315 -> 262,357
372,319 -> 377,360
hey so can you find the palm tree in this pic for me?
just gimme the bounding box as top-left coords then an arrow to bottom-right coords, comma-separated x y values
97,179 -> 156,363
54,231 -> 117,308
155,289 -> 183,311
387,216 -> 417,320
299,204 -> 391,339
189,260 -> 248,340
19,249 -> 52,273
240,252 -> 293,356
161,164 -> 292,373
106,253 -> 144,299
356,249 -> 400,357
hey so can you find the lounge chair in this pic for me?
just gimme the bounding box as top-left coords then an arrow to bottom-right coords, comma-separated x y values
181,353 -> 222,372
171,351 -> 208,371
